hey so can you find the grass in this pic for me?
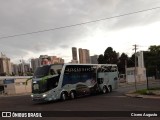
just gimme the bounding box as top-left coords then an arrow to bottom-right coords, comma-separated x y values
134,87 -> 160,95
148,87 -> 160,90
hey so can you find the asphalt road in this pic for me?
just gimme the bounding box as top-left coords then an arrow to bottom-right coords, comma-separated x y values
0,82 -> 160,120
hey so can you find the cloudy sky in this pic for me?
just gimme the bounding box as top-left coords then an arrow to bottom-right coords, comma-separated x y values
0,0 -> 160,63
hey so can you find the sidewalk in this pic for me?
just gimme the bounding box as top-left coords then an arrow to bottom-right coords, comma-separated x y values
125,90 -> 160,99
120,80 -> 160,99
118,81 -> 147,87
0,92 -> 31,97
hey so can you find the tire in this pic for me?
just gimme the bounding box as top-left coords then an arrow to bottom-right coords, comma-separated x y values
61,92 -> 67,101
70,91 -> 76,99
102,86 -> 107,94
107,86 -> 112,93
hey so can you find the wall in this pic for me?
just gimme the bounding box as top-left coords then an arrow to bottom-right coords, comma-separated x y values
0,77 -> 32,95
126,67 -> 146,83
15,78 -> 31,94
4,83 -> 15,95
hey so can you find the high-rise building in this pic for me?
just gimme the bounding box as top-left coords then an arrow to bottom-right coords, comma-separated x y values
39,55 -> 64,65
50,56 -> 64,64
18,62 -> 31,75
12,64 -> 19,75
72,47 -> 78,60
71,47 -> 78,63
24,64 -> 30,73
39,55 -> 51,65
31,58 -> 40,72
31,55 -> 64,72
0,53 -> 12,75
79,48 -> 90,64
90,55 -> 99,64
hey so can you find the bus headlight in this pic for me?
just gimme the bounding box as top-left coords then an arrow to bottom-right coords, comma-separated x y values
42,94 -> 47,98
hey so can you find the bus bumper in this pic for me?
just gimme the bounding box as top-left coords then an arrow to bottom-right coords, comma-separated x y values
31,94 -> 50,102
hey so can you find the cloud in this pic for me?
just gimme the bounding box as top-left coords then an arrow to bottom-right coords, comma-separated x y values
0,0 -> 160,63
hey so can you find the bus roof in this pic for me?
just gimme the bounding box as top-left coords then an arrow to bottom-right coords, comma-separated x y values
63,63 -> 117,66
40,63 -> 117,67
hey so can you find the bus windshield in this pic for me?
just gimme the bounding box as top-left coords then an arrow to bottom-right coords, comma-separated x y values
32,75 -> 60,94
33,65 -> 50,78
32,64 -> 63,93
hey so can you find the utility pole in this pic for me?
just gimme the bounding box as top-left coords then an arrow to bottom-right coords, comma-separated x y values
125,59 -> 127,82
133,44 -> 138,91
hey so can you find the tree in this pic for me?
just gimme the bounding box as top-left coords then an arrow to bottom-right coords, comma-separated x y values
97,54 -> 105,64
117,53 -> 128,74
149,45 -> 160,54
98,47 -> 119,64
127,54 -> 136,68
103,47 -> 119,64
144,45 -> 160,78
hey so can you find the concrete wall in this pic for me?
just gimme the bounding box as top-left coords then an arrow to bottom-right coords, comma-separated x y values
14,78 -> 31,94
126,67 -> 146,83
4,83 -> 16,95
136,67 -> 147,82
0,76 -> 32,95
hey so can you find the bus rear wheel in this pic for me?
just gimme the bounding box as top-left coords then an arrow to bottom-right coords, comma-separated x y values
107,85 -> 112,93
102,86 -> 107,94
61,92 -> 67,101
70,91 -> 76,99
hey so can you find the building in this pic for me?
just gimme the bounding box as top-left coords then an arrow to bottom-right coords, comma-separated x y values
31,55 -> 64,72
71,60 -> 78,63
0,53 -> 12,75
71,47 -> 78,63
39,55 -> 51,65
11,62 -> 31,76
24,63 -> 30,74
79,48 -> 90,64
50,56 -> 64,64
90,55 -> 99,64
126,51 -> 146,83
12,64 -> 19,75
31,58 -> 41,72
39,55 -> 64,65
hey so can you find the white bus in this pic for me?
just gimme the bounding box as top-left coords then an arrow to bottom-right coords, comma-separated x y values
31,64 -> 118,102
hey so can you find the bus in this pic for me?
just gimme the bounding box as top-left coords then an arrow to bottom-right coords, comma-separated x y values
30,64 -> 118,102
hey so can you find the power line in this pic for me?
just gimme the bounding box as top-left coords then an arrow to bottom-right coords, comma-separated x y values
1,6 -> 160,39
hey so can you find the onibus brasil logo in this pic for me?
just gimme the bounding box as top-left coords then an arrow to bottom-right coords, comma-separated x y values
2,112 -> 42,118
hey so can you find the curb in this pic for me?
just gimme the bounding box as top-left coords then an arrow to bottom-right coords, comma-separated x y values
125,93 -> 160,99
0,93 -> 31,97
